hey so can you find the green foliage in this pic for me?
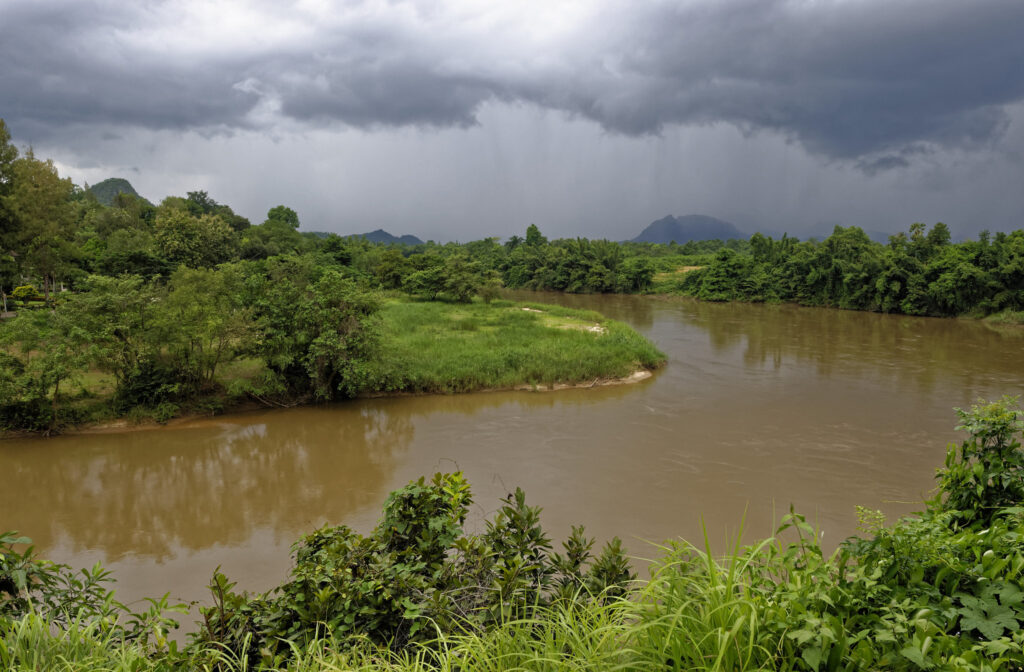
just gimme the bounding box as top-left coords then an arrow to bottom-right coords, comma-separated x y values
1,531 -> 184,651
366,300 -> 666,394
9,285 -> 37,305
933,396 -> 1024,527
192,473 -> 634,668
154,208 -> 238,268
2,150 -> 78,301
669,223 -> 1024,318
0,306 -> 92,432
162,266 -> 255,394
265,205 -> 299,229
240,262 -> 381,401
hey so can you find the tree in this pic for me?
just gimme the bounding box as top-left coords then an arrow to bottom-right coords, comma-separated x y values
55,275 -> 167,398
265,205 -> 299,229
154,208 -> 238,268
161,266 -> 255,393
403,264 -> 446,300
525,223 -> 547,247
0,251 -> 16,313
2,150 -> 78,303
0,119 -> 18,254
619,256 -> 655,292
0,305 -> 91,432
374,248 -> 409,289
244,261 -> 381,401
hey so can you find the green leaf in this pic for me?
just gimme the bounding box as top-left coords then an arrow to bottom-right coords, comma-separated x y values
801,646 -> 823,670
958,598 -> 1020,640
900,646 -> 933,669
789,629 -> 817,645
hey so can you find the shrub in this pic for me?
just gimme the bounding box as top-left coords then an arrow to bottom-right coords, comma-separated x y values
191,472 -> 634,668
932,396 -> 1024,527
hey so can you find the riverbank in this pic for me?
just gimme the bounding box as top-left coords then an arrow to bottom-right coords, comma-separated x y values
364,299 -> 665,395
1,298 -> 665,437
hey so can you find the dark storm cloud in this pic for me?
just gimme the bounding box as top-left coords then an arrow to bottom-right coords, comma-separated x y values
593,0 -> 1024,160
3,0 -> 1024,167
0,2 -> 259,136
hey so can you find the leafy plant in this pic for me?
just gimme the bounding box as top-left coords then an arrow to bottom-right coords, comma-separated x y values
191,473 -> 635,667
1,531 -> 184,651
932,396 -> 1024,526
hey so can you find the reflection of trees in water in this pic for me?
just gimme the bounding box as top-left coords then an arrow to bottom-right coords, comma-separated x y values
0,406 -> 413,561
675,299 -> 1024,394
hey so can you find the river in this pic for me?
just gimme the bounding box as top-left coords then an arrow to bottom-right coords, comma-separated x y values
2,292 -> 1022,619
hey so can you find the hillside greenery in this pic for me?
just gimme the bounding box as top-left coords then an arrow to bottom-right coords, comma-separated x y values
3,398 -> 1024,670
87,178 -> 151,207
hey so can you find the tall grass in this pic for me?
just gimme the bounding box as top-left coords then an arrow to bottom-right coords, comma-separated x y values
186,598 -> 641,672
0,612 -> 171,672
367,299 -> 666,394
629,525 -> 776,672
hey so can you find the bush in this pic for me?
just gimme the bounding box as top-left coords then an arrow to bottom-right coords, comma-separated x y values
10,285 -> 39,306
932,396 -> 1024,526
0,398 -> 53,432
191,472 -> 634,668
0,531 -> 183,646
112,360 -> 182,413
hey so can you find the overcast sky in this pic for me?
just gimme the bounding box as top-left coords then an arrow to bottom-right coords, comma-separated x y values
3,0 -> 1023,241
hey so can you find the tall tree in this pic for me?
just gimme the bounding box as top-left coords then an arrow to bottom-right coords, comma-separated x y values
0,120 -> 19,297
265,205 -> 299,229
2,150 -> 77,302
154,208 -> 238,268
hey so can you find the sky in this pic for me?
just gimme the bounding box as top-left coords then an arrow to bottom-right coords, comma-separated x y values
2,0 -> 1023,242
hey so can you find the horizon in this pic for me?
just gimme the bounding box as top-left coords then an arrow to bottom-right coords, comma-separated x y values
80,175 -> 991,244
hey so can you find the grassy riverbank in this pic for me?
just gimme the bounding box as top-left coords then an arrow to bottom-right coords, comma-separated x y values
367,299 -> 665,394
1,297 -> 664,434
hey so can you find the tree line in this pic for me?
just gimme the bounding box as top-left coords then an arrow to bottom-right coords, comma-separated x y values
679,223 -> 1024,317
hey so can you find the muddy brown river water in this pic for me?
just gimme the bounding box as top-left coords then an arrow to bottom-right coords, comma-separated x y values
2,292 -> 1023,621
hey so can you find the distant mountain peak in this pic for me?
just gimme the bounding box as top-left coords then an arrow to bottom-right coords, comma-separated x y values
348,229 -> 424,245
631,214 -> 744,244
88,177 -> 150,206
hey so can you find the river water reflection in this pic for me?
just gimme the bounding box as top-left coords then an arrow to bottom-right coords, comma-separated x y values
2,292 -> 1023,614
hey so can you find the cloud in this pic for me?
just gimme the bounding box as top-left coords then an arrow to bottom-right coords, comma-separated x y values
2,0 -> 1024,170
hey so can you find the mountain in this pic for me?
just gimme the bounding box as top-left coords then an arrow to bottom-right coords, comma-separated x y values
88,178 -> 150,206
631,214 -> 745,244
349,229 -> 424,245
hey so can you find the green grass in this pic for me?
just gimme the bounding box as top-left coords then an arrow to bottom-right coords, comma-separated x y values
366,299 -> 666,394
0,613 -> 173,672
983,309 -> 1024,326
2,298 -> 664,433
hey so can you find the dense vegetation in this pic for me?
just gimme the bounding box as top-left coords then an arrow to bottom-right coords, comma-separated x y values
1,119 -> 669,434
4,113 -> 1023,434
678,224 -> 1024,318
3,398 -> 1024,670
4,115 -> 1024,326
0,280 -> 662,433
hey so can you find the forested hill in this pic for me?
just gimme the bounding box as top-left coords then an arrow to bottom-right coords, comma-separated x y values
631,214 -> 744,243
88,177 -> 150,206
349,229 -> 425,245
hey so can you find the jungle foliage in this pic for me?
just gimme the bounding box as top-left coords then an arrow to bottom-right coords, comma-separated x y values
678,223 -> 1024,318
